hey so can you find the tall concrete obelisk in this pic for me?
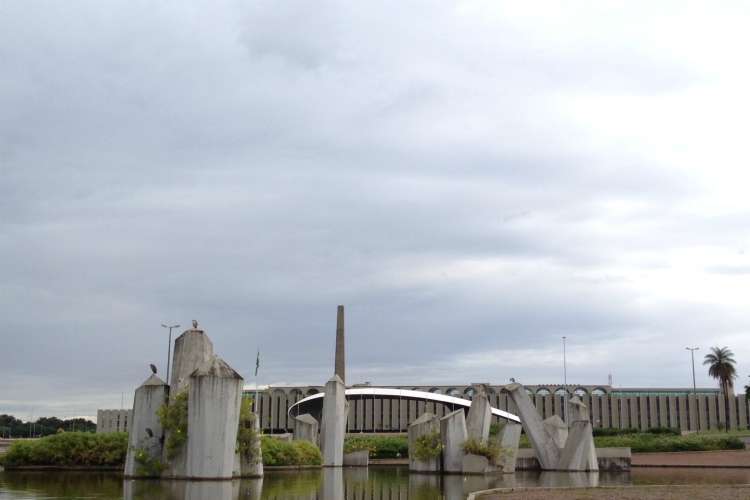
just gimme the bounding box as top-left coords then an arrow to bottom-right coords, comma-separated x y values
334,305 -> 345,384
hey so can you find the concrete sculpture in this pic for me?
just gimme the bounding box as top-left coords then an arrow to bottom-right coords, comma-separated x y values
335,305 -> 345,384
124,372 -> 168,477
169,325 -> 214,394
440,409 -> 468,473
501,382 -> 598,471
498,421 -> 522,473
466,384 -> 492,444
408,412 -> 441,472
320,374 -> 347,466
293,413 -> 319,445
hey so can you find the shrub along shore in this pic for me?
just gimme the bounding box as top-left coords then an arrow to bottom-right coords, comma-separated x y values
1,428 -> 745,469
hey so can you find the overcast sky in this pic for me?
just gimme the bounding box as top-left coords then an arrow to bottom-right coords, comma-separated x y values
2,1 -> 750,420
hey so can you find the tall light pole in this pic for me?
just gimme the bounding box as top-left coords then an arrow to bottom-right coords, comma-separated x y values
162,323 -> 180,385
686,347 -> 699,431
562,336 -> 568,424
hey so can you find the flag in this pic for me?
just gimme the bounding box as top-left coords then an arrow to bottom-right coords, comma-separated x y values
254,350 -> 260,377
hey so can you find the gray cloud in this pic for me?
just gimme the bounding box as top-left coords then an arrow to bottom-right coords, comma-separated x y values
2,1 -> 750,418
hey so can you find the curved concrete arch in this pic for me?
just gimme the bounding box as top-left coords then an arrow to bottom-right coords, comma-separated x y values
287,387 -> 521,423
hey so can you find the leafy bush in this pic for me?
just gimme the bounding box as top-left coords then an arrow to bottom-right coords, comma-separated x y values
133,447 -> 164,477
344,436 -> 408,458
157,390 -> 188,459
236,398 -> 261,465
646,427 -> 681,436
413,431 -> 442,461
462,438 -> 503,464
261,436 -> 322,466
593,427 -> 641,437
1,432 -> 128,467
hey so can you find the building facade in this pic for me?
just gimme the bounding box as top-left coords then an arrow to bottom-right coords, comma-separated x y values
248,383 -> 747,434
96,409 -> 132,433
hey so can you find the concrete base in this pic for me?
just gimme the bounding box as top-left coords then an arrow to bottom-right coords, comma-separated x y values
320,375 -> 347,467
515,448 -> 630,471
559,420 -> 598,471
498,421 -> 522,474
293,414 -> 319,445
462,454 -> 497,474
124,374 -> 168,477
343,450 -> 369,467
408,412 -> 441,473
440,409 -> 468,473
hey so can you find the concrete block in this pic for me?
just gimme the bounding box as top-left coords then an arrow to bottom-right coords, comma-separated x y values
466,387 -> 492,444
183,356 -> 243,479
462,453 -> 496,474
408,412 -> 440,472
501,383 -> 561,470
124,374 -> 168,477
568,396 -> 590,422
343,450 -> 369,467
558,420 -> 598,472
169,328 -> 214,395
320,375 -> 347,467
293,413 -> 319,445
498,421 -> 522,473
543,415 -> 568,450
440,409 -> 467,473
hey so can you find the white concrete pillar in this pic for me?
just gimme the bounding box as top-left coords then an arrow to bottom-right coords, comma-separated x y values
320,375 -> 347,467
124,374 -> 168,477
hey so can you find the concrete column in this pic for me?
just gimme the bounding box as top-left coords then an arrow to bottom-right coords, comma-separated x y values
498,421 -> 522,473
169,327 -> 214,395
440,409 -> 467,473
408,412 -> 440,472
320,375 -> 347,467
184,356 -> 243,479
334,305 -> 345,384
466,387 -> 492,444
293,413 -> 319,445
501,383 -> 561,470
124,374 -> 168,477
238,409 -> 263,478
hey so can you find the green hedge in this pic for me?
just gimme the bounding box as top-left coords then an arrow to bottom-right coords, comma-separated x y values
261,436 -> 322,466
0,432 -> 128,467
344,436 -> 408,459
595,433 -> 744,452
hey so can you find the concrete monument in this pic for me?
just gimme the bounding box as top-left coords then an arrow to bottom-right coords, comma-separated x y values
124,372 -> 168,477
169,323 -> 214,395
440,409 -> 468,473
408,412 -> 441,472
501,382 -> 598,471
320,374 -> 347,467
293,413 -> 319,445
183,355 -> 243,479
334,305 -> 345,384
498,421 -> 522,473
466,384 -> 492,444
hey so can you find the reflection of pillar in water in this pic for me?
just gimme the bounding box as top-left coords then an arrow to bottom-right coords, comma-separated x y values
321,467 -> 344,500
239,477 -> 263,500
408,474 -> 441,499
441,475 -> 466,500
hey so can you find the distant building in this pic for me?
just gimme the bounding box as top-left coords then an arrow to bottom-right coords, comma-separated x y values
96,409 -> 132,433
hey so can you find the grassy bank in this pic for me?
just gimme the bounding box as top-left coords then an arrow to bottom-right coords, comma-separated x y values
0,432 -> 127,467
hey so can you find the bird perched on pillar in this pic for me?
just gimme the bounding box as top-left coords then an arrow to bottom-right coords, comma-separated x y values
150,364 -> 157,375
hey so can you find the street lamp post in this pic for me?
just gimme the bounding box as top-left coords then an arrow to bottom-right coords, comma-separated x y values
162,323 -> 180,385
686,347 -> 699,431
562,336 -> 568,424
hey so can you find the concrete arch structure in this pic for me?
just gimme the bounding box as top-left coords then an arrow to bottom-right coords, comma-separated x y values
287,387 -> 521,423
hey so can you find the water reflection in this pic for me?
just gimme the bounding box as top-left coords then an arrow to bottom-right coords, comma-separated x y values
4,466 -> 748,500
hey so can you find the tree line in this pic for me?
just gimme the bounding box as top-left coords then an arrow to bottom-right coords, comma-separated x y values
0,414 -> 96,438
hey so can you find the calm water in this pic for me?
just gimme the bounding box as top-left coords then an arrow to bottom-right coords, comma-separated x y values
2,467 -> 750,499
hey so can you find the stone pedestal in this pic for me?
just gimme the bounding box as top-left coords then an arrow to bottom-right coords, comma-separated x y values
182,356 -> 243,479
124,374 -> 168,477
320,375 -> 347,467
498,421 -> 522,473
466,388 -> 492,444
170,328 -> 214,395
293,413 -> 319,445
440,409 -> 468,473
408,412 -> 440,472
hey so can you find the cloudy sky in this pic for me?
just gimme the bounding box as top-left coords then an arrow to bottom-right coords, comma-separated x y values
2,1 -> 750,420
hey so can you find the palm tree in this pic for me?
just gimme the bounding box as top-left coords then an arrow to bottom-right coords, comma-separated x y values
703,346 -> 737,431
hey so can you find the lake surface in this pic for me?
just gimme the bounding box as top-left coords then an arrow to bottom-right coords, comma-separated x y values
2,466 -> 750,499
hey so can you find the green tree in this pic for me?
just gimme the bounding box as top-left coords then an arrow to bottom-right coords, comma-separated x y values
703,346 -> 737,432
